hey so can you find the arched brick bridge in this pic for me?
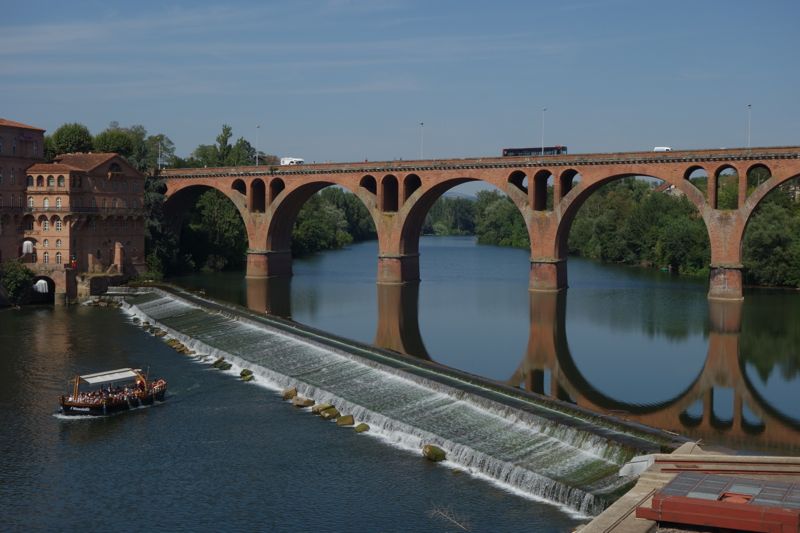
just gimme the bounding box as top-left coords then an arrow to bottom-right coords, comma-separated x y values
161,146 -> 800,300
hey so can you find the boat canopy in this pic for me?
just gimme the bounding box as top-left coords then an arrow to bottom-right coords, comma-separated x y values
79,368 -> 142,385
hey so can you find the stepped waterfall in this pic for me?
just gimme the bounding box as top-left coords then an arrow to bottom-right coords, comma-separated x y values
115,287 -> 682,516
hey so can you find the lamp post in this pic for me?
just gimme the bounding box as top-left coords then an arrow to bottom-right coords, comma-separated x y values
256,124 -> 261,165
746,104 -> 751,149
541,107 -> 547,156
419,122 -> 424,159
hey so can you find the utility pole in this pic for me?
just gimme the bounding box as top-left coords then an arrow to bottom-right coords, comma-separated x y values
256,124 -> 261,165
419,122 -> 424,159
541,107 -> 547,156
746,104 -> 752,149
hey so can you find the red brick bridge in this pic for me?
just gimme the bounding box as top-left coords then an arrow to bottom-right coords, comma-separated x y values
161,146 -> 800,300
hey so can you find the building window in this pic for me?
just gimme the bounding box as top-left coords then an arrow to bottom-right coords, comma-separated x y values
56,239 -> 62,248
43,239 -> 49,248
27,197 -> 34,208
55,219 -> 63,231
43,198 -> 49,209
112,199 -> 117,209
37,176 -> 44,187
24,218 -> 33,231
56,252 -> 62,265
43,251 -> 49,264
47,176 -> 54,187
0,194 -> 3,208
12,141 -> 16,155
0,171 -> 3,185
26,175 -> 33,187
56,197 -> 62,209
57,175 -> 65,188
0,137 -> 3,153
42,220 -> 49,231
34,141 -> 39,156
11,168 -> 15,184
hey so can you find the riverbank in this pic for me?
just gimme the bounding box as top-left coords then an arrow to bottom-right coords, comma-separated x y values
113,284 -> 688,516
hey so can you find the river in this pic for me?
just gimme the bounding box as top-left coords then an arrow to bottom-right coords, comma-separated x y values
2,236 -> 798,531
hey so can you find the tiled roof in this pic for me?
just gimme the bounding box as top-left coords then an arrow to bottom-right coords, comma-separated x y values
26,163 -> 75,173
0,118 -> 45,131
53,153 -> 118,171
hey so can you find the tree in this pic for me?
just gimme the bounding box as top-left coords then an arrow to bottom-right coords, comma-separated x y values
0,260 -> 35,306
50,123 -> 93,155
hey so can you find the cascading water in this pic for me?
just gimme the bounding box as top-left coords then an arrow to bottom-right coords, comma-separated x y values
113,287 -> 682,516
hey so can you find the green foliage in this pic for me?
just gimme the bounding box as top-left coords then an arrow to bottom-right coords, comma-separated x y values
93,122 -> 176,172
716,173 -> 739,210
423,197 -> 476,236
319,188 -> 376,242
50,123 -> 93,155
743,187 -> 800,287
568,179 -> 709,275
178,125 -> 272,168
0,260 -> 35,305
291,194 -> 353,256
180,190 -> 248,271
474,190 -> 529,248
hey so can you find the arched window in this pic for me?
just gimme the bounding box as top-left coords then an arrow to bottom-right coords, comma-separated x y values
55,219 -> 63,231
36,176 -> 43,187
47,175 -> 54,187
56,252 -> 62,265
112,199 -> 118,209
43,198 -> 49,209
43,251 -> 49,264
56,197 -> 62,209
57,175 -> 65,187
42,220 -> 49,231
43,239 -> 49,248
55,239 -> 62,248
27,197 -> 34,208
26,175 -> 33,187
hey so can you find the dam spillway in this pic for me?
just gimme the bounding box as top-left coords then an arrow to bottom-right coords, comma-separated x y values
115,286 -> 686,516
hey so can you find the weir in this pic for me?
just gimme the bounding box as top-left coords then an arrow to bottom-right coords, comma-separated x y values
114,285 -> 687,516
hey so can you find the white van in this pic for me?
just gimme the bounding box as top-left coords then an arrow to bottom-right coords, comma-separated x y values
280,157 -> 305,165
652,147 -> 672,152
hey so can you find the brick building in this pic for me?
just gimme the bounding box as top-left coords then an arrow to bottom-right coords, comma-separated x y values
0,118 -> 146,304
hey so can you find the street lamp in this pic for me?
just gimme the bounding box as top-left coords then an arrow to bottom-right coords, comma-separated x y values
419,122 -> 424,159
541,107 -> 547,156
256,124 -> 261,166
746,104 -> 752,149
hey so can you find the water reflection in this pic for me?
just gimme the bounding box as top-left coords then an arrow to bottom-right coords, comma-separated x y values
237,268 -> 799,453
245,276 -> 292,318
508,292 -> 800,454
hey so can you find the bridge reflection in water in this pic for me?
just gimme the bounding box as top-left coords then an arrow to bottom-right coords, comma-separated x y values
242,277 -> 799,454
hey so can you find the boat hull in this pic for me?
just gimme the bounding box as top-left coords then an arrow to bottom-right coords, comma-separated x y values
59,388 -> 167,417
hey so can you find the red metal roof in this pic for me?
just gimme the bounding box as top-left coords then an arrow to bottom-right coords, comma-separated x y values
637,472 -> 800,532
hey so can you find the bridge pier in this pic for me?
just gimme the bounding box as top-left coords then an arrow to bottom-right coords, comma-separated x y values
529,259 -> 567,292
246,249 -> 292,279
708,265 -> 744,301
377,253 -> 420,285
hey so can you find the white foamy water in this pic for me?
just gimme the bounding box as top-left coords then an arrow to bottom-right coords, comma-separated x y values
114,288 -> 662,516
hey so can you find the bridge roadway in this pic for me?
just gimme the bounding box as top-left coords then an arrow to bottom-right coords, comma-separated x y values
161,146 -> 800,300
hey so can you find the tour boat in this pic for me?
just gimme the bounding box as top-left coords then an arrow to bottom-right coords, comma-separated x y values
59,368 -> 167,416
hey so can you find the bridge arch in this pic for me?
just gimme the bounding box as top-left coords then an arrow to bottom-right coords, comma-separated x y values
264,181 -> 380,258
553,171 -> 709,261
231,179 -> 246,196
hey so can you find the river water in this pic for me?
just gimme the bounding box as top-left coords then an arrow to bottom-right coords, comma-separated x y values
2,236 -> 798,531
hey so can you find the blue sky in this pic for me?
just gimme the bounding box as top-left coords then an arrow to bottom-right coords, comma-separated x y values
3,0 -> 799,163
